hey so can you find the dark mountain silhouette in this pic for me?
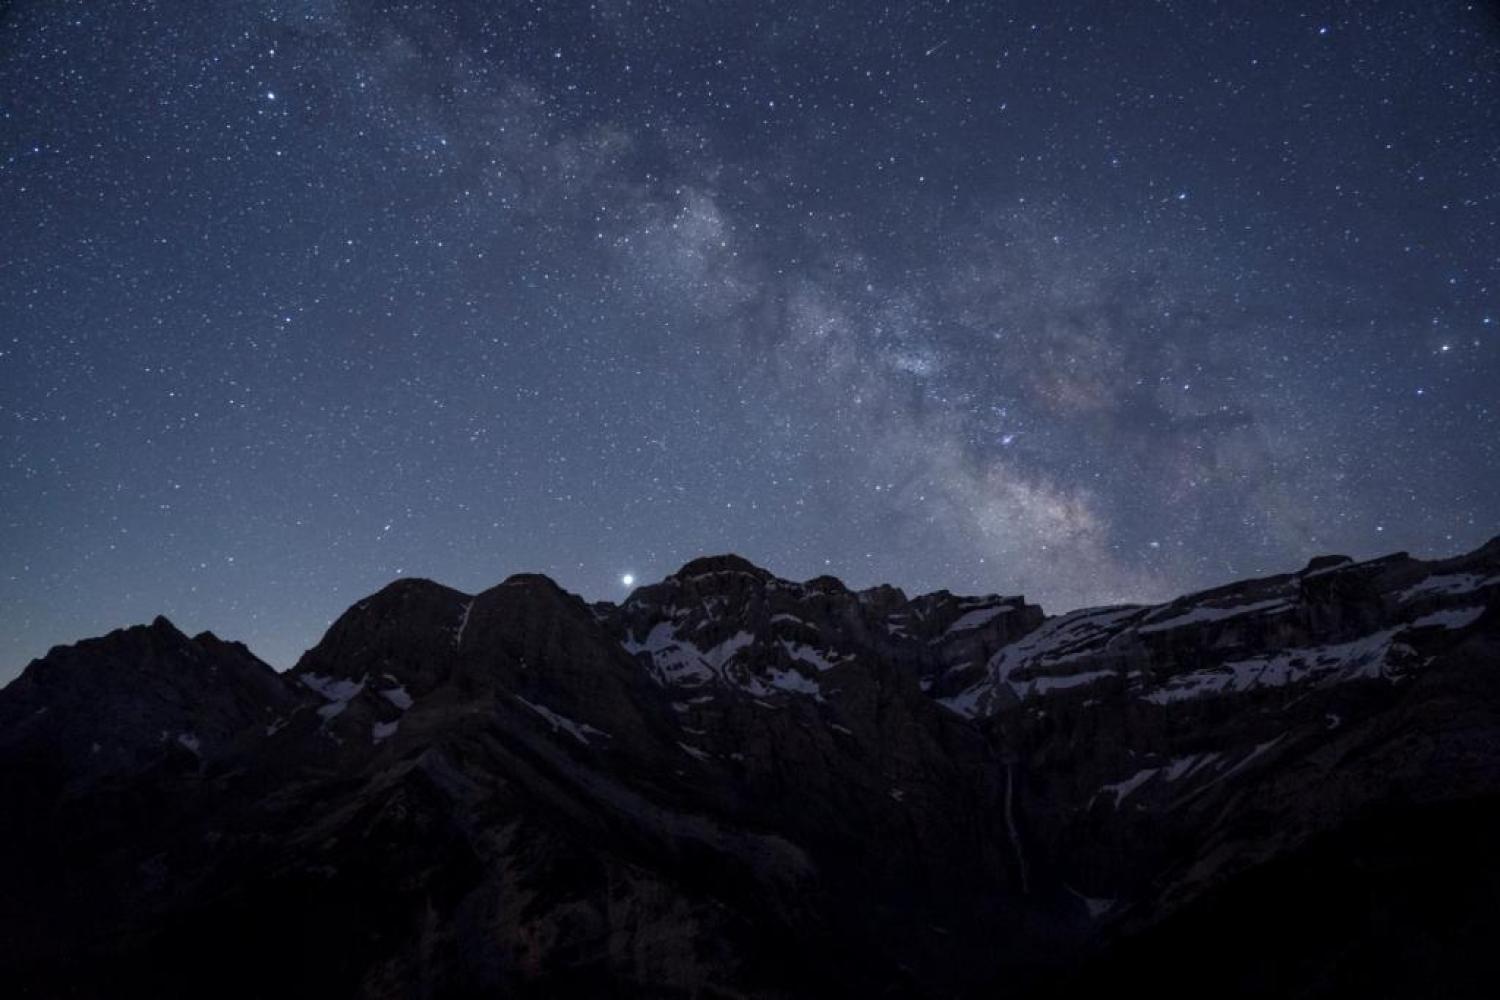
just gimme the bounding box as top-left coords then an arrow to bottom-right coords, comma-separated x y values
3,539 -> 1499,997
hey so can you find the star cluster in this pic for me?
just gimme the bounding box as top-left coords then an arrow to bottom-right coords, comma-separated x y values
2,1 -> 1497,676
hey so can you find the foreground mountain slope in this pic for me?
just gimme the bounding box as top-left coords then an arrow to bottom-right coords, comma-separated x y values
1,539 -> 1497,997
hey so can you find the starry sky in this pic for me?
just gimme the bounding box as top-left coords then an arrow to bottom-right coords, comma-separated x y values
2,1 -> 1498,678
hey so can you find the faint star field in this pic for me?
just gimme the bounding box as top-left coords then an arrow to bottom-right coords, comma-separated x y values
1,1 -> 1497,677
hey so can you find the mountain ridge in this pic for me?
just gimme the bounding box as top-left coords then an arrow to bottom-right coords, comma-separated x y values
2,538 -> 1498,997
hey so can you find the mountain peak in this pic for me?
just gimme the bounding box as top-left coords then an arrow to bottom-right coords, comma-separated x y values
801,573 -> 850,594
149,613 -> 183,635
1302,554 -> 1353,574
493,571 -> 568,593
371,576 -> 470,601
670,553 -> 773,580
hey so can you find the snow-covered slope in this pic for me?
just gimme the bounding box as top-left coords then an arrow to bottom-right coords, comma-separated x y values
941,548 -> 1497,719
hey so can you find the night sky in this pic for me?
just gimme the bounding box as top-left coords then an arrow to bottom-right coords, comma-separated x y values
3,1 -> 1498,679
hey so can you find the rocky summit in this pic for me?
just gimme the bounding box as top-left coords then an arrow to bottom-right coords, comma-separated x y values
3,540 -> 1500,998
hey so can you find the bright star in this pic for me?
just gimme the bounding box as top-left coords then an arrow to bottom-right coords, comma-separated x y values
621,573 -> 635,587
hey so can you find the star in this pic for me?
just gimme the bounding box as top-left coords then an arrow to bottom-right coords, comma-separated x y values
0,0 -> 1495,680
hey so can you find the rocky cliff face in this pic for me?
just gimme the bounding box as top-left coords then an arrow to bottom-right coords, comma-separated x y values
2,539 -> 1498,998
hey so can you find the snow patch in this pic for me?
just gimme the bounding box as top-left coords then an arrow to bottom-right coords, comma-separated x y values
676,741 -> 713,761
942,604 -> 1011,636
1219,736 -> 1285,781
1163,752 -> 1220,782
1398,573 -> 1498,602
1142,628 -> 1407,704
753,666 -> 822,699
372,720 -> 400,742
623,622 -> 716,686
1100,767 -> 1159,807
1018,669 -> 1115,698
940,605 -> 1142,717
515,696 -> 611,746
704,630 -> 757,667
1137,597 -> 1293,634
301,673 -> 365,702
1409,605 -> 1484,630
380,685 -> 414,710
303,672 -> 367,721
778,639 -> 844,671
1067,887 -> 1116,919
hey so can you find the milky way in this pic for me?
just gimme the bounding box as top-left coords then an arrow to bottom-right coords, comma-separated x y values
2,1 -> 1497,677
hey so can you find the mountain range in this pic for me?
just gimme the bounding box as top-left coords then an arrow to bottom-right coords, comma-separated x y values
3,539 -> 1499,997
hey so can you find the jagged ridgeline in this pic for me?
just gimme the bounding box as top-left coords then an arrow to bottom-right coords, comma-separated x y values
3,542 -> 1499,997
